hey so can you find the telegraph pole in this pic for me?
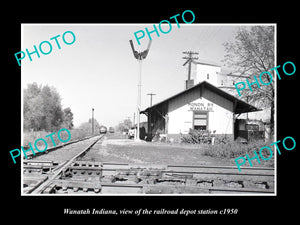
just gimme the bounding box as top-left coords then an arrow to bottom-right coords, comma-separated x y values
92,108 -> 94,134
183,51 -> 199,89
133,112 -> 135,126
147,93 -> 156,141
147,93 -> 156,107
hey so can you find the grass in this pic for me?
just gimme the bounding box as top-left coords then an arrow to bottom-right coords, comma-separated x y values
83,137 -> 236,166
23,128 -> 92,150
24,130 -> 274,168
203,140 -> 274,167
178,131 -> 274,167
97,135 -> 275,168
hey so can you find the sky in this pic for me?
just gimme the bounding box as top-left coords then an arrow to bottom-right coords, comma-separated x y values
21,24 -> 245,128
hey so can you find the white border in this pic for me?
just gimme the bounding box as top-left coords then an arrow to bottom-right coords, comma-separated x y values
21,23 -> 277,196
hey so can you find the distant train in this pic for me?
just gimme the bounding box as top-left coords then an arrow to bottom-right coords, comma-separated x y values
99,126 -> 107,134
108,127 -> 115,133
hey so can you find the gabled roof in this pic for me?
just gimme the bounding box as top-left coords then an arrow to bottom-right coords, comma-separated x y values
141,81 -> 260,114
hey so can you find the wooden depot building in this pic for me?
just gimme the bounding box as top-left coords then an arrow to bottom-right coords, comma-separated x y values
141,81 -> 260,141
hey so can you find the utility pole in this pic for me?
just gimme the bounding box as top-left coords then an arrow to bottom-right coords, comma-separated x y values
133,112 -> 135,127
92,108 -> 94,135
129,39 -> 152,141
183,51 -> 199,89
147,93 -> 156,141
147,93 -> 156,107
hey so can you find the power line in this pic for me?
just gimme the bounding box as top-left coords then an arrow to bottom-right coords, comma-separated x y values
182,51 -> 199,89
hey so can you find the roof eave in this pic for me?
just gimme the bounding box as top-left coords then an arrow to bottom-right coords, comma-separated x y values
141,81 -> 260,114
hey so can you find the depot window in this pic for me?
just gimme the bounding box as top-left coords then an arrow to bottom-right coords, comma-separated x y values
193,111 -> 208,130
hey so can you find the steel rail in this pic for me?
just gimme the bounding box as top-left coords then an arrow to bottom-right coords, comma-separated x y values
24,139 -> 275,195
30,135 -> 104,194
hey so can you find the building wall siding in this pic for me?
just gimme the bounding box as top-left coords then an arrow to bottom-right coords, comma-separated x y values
168,97 -> 233,135
168,87 -> 200,113
195,64 -> 221,86
202,88 -> 233,112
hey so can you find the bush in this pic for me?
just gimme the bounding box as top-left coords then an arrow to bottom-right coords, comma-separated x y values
180,130 -> 213,144
214,134 -> 233,144
203,140 -> 270,159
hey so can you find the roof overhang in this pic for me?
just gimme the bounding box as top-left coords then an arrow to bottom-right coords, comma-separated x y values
141,81 -> 261,115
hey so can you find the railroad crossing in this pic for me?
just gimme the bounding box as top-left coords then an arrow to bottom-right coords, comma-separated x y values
22,134 -> 274,195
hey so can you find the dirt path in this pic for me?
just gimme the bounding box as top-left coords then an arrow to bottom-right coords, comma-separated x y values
81,138 -> 235,166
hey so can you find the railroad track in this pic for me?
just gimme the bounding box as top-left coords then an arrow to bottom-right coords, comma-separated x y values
23,139 -> 275,194
23,134 -> 98,160
23,135 -> 105,194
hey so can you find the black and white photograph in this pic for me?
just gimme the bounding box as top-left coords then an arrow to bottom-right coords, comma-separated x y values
21,24 -> 276,195
4,4 -> 298,221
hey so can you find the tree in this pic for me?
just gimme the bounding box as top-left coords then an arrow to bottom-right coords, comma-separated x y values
116,118 -> 133,132
62,107 -> 74,129
223,26 -> 275,135
23,82 -> 72,132
78,119 -> 100,134
24,83 -> 44,131
40,85 -> 64,131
